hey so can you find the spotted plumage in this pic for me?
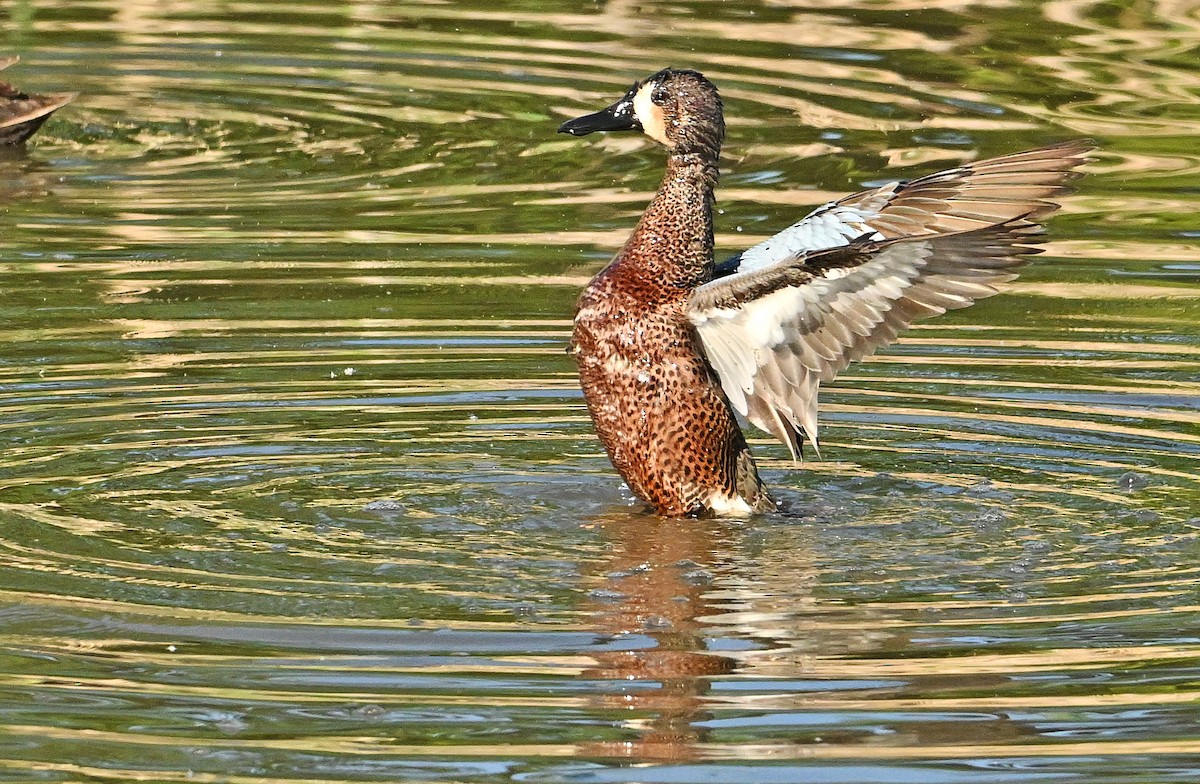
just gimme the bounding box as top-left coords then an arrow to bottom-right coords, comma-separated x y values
558,67 -> 1092,517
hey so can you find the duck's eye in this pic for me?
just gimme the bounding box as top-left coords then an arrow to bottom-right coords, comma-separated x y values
651,86 -> 670,105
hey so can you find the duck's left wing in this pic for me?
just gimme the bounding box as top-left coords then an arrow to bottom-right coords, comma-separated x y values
688,219 -> 1041,459
714,140 -> 1093,279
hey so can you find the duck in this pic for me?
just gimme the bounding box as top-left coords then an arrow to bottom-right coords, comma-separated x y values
558,67 -> 1092,518
0,55 -> 74,146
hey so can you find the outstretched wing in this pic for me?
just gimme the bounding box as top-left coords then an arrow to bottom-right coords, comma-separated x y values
690,219 -> 1044,459
716,140 -> 1094,278
696,141 -> 1093,458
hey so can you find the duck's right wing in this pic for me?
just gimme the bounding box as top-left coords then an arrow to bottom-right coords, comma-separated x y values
690,219 -> 1043,460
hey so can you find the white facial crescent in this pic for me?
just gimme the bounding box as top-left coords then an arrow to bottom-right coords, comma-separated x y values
632,82 -> 669,146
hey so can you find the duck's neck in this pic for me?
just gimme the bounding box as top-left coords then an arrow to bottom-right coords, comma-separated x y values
620,152 -> 719,289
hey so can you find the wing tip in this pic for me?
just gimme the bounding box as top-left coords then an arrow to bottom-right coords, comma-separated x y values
780,425 -> 819,465
804,431 -> 820,461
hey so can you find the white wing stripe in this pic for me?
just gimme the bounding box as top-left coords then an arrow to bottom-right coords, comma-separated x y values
732,203 -> 889,274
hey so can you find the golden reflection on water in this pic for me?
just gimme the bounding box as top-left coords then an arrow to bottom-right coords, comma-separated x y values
578,514 -> 739,762
2,0 -> 1199,780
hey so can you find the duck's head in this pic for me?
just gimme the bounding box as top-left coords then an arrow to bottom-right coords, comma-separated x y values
558,68 -> 724,160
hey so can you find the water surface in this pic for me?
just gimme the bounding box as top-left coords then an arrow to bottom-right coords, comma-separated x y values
2,1 -> 1199,782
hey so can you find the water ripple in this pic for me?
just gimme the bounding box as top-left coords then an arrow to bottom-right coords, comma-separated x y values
2,0 -> 1199,781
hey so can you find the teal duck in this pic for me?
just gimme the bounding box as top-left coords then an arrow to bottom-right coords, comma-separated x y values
559,67 -> 1092,517
0,55 -> 74,146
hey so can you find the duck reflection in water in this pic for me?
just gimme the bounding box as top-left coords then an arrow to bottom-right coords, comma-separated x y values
579,512 -> 740,760
577,508 -> 1050,758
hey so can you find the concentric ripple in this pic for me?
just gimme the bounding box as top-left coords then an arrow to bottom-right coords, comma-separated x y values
2,0 -> 1199,782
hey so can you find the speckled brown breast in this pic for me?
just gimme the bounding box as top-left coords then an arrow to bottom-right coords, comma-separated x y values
571,251 -> 770,517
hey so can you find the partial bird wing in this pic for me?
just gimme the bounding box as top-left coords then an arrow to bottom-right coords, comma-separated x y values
0,91 -> 74,145
691,220 -> 1042,459
0,55 -> 75,146
692,141 -> 1094,459
716,140 -> 1094,278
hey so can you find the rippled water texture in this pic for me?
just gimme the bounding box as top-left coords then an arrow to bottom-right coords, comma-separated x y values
2,1 -> 1199,782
